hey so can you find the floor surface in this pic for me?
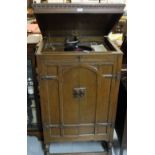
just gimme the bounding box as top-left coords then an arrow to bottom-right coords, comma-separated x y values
27,131 -> 127,155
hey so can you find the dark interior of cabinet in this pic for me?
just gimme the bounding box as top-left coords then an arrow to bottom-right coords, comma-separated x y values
35,13 -> 123,37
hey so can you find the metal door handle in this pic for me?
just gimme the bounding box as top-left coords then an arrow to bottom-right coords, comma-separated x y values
73,87 -> 86,99
79,88 -> 85,97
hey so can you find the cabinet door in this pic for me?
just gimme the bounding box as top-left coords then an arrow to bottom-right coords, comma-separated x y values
62,65 -> 80,135
39,63 -> 114,140
61,64 -> 113,136
62,65 -> 98,135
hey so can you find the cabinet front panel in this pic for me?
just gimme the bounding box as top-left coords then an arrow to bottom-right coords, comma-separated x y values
79,67 -> 97,124
62,66 -> 80,135
39,61 -> 115,140
47,80 -> 60,124
96,65 -> 113,123
79,126 -> 94,135
40,64 -> 61,137
63,128 -> 79,135
46,65 -> 58,75
96,127 -> 107,134
62,67 -> 80,124
51,128 -> 61,136
61,65 -> 98,135
78,67 -> 97,134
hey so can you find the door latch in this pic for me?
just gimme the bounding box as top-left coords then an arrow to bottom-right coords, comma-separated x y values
73,87 -> 86,99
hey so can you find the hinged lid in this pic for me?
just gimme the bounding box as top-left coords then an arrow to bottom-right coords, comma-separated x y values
32,3 -> 125,37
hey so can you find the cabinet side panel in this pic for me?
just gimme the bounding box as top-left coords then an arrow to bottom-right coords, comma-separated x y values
37,56 -> 50,143
107,54 -> 123,141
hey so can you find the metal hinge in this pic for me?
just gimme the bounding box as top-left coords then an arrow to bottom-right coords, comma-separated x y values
40,75 -> 57,80
43,124 -> 51,130
102,73 -> 121,80
43,123 -> 61,130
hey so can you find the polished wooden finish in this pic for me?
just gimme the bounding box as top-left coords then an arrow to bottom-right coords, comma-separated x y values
32,3 -> 125,154
36,38 -> 122,155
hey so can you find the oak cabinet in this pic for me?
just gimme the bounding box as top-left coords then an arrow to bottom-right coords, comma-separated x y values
33,3 -> 125,154
37,52 -> 122,145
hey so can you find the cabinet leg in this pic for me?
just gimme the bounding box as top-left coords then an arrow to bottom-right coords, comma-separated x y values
107,142 -> 112,155
102,141 -> 108,152
102,141 -> 112,155
45,144 -> 50,155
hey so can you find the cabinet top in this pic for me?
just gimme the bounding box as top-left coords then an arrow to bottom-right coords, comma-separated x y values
32,3 -> 125,14
32,3 -> 125,37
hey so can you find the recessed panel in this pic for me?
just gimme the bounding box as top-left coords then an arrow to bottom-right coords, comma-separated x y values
62,67 -> 80,124
47,80 -> 60,124
50,128 -> 61,136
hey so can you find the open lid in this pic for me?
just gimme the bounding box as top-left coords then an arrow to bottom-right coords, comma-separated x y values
32,3 -> 125,37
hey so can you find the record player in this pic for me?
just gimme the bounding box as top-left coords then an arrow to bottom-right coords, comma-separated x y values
33,2 -> 125,155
